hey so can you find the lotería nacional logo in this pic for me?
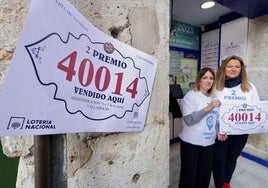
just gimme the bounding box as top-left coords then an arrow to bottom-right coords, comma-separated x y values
6,117 -> 56,130
7,117 -> 25,130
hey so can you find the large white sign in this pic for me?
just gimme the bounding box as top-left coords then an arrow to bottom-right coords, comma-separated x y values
0,0 -> 158,136
220,17 -> 248,63
219,102 -> 268,135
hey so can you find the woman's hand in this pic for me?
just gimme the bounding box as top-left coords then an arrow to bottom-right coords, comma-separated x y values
205,99 -> 221,112
210,99 -> 221,108
217,133 -> 228,141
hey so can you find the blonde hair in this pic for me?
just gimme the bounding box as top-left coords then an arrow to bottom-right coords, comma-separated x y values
215,55 -> 251,92
192,67 -> 215,95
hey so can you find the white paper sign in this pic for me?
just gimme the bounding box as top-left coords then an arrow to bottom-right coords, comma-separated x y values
0,0 -> 158,136
220,17 -> 248,63
219,102 -> 268,135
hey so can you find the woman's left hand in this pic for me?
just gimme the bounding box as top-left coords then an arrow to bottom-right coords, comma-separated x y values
218,133 -> 228,141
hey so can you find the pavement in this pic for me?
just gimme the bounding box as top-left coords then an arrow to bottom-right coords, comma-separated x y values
169,141 -> 268,188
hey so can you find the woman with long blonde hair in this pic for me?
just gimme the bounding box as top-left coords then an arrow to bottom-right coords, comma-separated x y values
213,55 -> 260,188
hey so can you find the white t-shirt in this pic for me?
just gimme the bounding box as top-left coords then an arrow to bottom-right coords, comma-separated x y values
216,83 -> 260,102
179,90 -> 217,146
216,83 -> 260,133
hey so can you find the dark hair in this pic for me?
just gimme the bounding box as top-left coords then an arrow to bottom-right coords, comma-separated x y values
215,55 -> 251,91
192,67 -> 215,94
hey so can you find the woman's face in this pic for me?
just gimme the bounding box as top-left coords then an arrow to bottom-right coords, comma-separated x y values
225,59 -> 242,79
199,71 -> 214,94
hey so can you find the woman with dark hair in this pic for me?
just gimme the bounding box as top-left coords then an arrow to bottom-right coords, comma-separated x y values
213,55 -> 260,188
179,67 -> 221,188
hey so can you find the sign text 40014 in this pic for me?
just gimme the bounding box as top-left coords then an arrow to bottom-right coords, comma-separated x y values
57,51 -> 139,98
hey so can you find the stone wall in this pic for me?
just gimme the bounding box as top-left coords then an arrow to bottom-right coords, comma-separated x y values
0,0 -> 170,187
244,14 -> 268,161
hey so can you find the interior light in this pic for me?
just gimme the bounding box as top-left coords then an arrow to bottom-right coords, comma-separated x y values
201,1 -> 216,9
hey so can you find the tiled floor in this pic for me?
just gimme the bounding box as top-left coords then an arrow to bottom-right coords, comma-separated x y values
169,141 -> 268,188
